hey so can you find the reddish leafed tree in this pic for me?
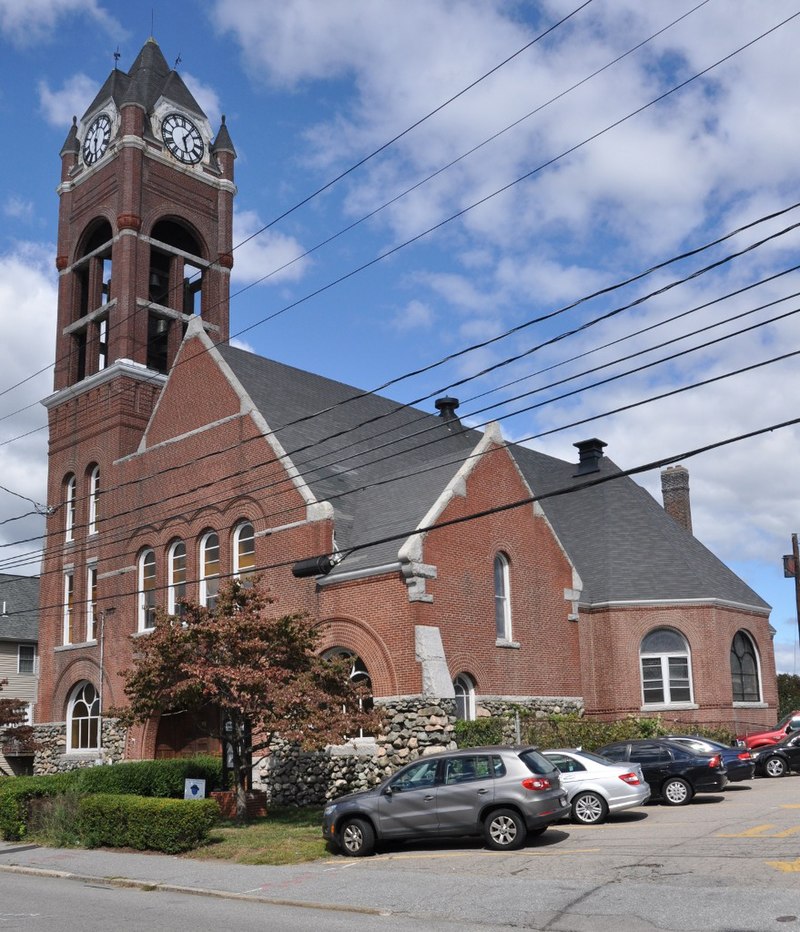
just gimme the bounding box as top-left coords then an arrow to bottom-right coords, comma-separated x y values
0,679 -> 35,761
115,578 -> 377,821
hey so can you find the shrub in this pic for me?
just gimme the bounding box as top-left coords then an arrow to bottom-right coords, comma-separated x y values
454,717 -> 506,747
78,794 -> 219,853
0,774 -> 74,841
26,791 -> 84,847
72,755 -> 222,798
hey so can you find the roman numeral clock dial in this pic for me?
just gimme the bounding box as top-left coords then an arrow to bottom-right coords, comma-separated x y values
161,113 -> 204,165
82,113 -> 111,165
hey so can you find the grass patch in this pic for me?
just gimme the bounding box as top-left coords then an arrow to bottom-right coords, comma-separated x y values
188,807 -> 328,865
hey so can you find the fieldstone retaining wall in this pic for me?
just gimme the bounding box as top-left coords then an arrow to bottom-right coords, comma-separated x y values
32,720 -> 127,774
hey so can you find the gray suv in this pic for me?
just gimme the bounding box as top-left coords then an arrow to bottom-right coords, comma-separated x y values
322,745 -> 570,856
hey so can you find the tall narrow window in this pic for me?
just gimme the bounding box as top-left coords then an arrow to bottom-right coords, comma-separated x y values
454,673 -> 476,721
200,532 -> 220,611
63,572 -> 75,644
494,553 -> 512,641
731,631 -> 761,702
18,644 -> 36,675
168,540 -> 187,615
640,628 -> 693,706
138,549 -> 157,631
67,681 -> 100,752
87,565 -> 98,641
88,465 -> 100,535
233,521 -> 256,583
65,475 -> 76,542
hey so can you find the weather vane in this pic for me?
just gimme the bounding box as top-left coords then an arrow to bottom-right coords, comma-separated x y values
113,46 -> 120,69
175,53 -> 182,69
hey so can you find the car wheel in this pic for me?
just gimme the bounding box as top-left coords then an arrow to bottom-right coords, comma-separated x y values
572,791 -> 609,825
484,808 -> 527,850
339,817 -> 375,857
764,756 -> 787,778
661,777 -> 693,806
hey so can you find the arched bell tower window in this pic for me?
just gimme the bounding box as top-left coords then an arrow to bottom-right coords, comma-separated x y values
147,220 -> 206,373
70,219 -> 113,383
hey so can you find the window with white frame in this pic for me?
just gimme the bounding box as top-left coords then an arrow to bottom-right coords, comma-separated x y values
65,474 -> 76,542
233,521 -> 256,583
199,532 -> 220,611
18,644 -> 36,675
494,552 -> 512,641
454,673 -> 476,721
731,630 -> 761,702
88,465 -> 100,535
138,548 -> 157,630
322,649 -> 374,736
87,565 -> 98,641
67,681 -> 100,752
63,572 -> 75,644
167,540 -> 187,615
640,628 -> 693,705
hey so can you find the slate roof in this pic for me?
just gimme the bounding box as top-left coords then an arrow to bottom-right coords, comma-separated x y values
218,345 -> 769,612
82,38 -> 206,122
0,575 -> 39,643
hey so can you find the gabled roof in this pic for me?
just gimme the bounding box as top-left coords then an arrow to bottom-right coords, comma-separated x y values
0,574 -> 39,642
82,37 -> 206,122
217,345 -> 768,611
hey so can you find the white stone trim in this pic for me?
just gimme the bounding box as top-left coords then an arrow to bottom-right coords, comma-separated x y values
585,597 -> 770,615
41,359 -> 167,410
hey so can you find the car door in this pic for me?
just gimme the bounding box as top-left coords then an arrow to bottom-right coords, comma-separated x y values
435,754 -> 496,834
376,757 -> 441,839
628,743 -> 674,790
544,752 -> 587,800
784,734 -> 800,770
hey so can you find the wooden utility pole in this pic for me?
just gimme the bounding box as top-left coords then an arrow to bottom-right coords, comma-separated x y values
791,534 -> 800,651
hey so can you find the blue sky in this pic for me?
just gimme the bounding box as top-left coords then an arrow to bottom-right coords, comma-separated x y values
1,0 -> 800,674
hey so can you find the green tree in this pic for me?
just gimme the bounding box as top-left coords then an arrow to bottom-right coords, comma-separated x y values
777,673 -> 800,717
115,579 -> 377,821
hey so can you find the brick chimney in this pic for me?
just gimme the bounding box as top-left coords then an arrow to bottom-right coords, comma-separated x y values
661,465 -> 693,533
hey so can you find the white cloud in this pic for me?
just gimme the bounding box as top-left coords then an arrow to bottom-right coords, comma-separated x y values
231,209 -> 309,288
183,70 -> 222,129
0,0 -> 120,48
0,243 -> 57,574
4,197 -> 34,222
38,73 -> 97,127
391,299 -> 434,332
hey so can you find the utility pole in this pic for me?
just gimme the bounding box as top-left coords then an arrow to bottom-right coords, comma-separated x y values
784,535 -> 800,651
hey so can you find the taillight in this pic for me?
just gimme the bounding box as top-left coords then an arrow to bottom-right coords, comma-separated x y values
618,772 -> 640,785
521,776 -> 552,791
708,754 -> 721,768
737,752 -> 751,761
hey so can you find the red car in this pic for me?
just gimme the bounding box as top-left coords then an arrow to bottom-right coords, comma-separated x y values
736,711 -> 800,750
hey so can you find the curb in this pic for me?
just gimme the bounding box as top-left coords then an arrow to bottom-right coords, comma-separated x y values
0,862 -> 386,916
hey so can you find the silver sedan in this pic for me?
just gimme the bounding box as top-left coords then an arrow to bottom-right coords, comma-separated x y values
542,748 -> 651,825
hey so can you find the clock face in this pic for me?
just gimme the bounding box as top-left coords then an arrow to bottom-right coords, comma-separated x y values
83,113 -> 112,166
161,113 -> 204,165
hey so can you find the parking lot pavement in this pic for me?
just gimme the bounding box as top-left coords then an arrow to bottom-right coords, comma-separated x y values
0,775 -> 799,930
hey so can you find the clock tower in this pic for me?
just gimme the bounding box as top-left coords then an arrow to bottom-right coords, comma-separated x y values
37,37 -> 236,726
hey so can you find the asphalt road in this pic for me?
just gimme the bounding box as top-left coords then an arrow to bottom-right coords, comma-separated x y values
0,774 -> 799,930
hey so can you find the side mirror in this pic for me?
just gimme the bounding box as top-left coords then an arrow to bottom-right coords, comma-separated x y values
382,785 -> 394,797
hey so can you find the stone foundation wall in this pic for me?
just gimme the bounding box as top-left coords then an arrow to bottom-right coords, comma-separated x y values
32,720 -> 127,774
255,694 -> 584,806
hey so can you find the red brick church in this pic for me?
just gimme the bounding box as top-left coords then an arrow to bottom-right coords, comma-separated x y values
35,39 -> 776,774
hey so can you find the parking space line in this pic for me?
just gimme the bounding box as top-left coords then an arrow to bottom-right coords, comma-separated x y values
766,858 -> 800,872
718,824 -> 800,838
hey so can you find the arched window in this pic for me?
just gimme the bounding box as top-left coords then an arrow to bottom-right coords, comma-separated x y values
494,553 -> 512,641
454,673 -> 476,721
640,628 -> 693,706
233,521 -> 256,582
322,649 -> 374,736
199,532 -> 220,611
167,540 -> 187,616
88,465 -> 100,535
67,681 -> 100,752
65,474 -> 76,542
731,631 -> 761,702
138,548 -> 157,631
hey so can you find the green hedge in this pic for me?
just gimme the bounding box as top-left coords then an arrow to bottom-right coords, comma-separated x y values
0,756 -> 222,842
455,713 -> 736,751
0,774 -> 74,841
78,794 -> 219,853
71,755 -> 222,798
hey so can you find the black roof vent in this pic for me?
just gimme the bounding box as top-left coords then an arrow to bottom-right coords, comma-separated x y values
573,438 -> 607,476
435,396 -> 460,422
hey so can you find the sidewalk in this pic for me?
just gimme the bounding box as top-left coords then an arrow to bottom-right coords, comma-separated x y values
0,839 -> 383,915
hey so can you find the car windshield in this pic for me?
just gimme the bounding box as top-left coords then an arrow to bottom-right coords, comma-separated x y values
519,749 -> 558,775
571,750 -> 619,766
774,712 -> 798,730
